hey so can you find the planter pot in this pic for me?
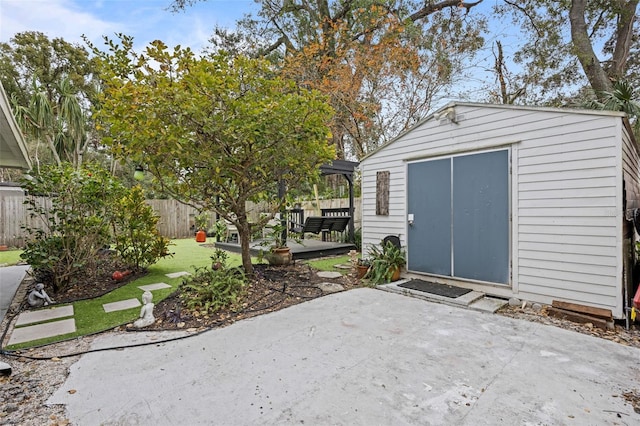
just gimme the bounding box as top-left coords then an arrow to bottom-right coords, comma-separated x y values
267,247 -> 292,266
195,230 -> 207,243
357,265 -> 370,279
390,266 -> 401,282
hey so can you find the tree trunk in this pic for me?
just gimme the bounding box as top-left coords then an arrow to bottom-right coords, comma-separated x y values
610,0 -> 639,81
569,0 -> 613,95
237,217 -> 254,277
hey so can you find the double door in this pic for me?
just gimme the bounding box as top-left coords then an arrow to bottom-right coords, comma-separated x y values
407,150 -> 509,284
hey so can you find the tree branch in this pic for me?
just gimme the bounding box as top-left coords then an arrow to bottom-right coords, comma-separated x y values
569,0 -> 613,94
610,0 -> 639,80
409,0 -> 484,22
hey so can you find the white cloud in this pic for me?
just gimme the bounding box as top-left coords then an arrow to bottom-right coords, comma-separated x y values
0,0 -> 254,53
0,0 -> 118,46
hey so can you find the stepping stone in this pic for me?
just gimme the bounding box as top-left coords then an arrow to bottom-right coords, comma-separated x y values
317,282 -> 344,293
165,271 -> 191,279
316,271 -> 343,279
138,283 -> 171,292
15,305 -> 74,326
333,264 -> 352,270
103,298 -> 141,313
8,318 -> 76,345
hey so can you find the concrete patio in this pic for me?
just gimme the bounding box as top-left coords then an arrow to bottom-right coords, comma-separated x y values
48,288 -> 640,425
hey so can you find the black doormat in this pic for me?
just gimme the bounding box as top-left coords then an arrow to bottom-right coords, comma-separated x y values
397,279 -> 472,298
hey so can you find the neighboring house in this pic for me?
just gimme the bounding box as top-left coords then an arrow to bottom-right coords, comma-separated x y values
0,83 -> 31,170
360,102 -> 639,319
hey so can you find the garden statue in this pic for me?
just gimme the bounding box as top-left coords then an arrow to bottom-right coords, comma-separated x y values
133,291 -> 155,328
27,283 -> 54,308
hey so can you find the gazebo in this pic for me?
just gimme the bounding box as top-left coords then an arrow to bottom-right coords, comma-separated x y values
319,159 -> 359,243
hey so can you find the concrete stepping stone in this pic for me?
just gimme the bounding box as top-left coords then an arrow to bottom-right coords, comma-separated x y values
316,271 -> 343,279
165,271 -> 191,279
103,298 -> 141,313
15,305 -> 74,326
8,318 -> 76,345
138,283 -> 171,292
333,264 -> 352,270
317,282 -> 344,293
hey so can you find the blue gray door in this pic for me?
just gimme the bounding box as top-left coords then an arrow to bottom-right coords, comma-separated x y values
407,150 -> 509,284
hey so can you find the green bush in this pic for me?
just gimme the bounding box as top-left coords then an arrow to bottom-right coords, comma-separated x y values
20,163 -> 123,291
112,185 -> 172,271
180,266 -> 246,314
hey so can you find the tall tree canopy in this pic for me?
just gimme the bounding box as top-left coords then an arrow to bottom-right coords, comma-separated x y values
0,31 -> 100,169
93,36 -> 335,274
174,0 -> 487,159
495,0 -> 638,104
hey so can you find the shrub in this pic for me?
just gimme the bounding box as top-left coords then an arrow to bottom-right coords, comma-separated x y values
112,185 -> 172,271
20,163 -> 123,291
180,266 -> 246,314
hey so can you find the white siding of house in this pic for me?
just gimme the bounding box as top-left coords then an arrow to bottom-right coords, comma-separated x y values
621,121 -> 640,316
361,103 -> 631,317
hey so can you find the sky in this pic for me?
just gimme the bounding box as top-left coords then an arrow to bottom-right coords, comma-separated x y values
0,0 -> 260,52
0,0 -> 521,104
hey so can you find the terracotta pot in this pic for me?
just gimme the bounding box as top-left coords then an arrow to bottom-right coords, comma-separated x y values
195,229 -> 207,243
357,265 -> 369,279
390,266 -> 401,282
267,247 -> 292,266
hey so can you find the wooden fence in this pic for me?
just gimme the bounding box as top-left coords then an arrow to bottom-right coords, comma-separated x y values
0,192 -> 361,248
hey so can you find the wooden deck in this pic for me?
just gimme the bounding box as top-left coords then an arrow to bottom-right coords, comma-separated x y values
215,238 -> 356,260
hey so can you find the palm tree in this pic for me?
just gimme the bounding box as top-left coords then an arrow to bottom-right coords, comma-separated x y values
11,77 -> 87,168
586,80 -> 640,137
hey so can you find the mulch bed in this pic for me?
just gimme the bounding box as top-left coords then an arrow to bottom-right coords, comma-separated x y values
24,256 -> 361,332
144,262 -> 360,331
23,252 -> 144,305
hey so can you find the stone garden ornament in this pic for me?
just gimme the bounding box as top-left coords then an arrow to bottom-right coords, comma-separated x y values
134,290 -> 155,328
27,283 -> 54,308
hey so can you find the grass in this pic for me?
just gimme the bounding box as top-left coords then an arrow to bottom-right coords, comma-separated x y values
306,255 -> 352,273
4,241 -> 351,350
5,239 -> 240,350
0,249 -> 23,266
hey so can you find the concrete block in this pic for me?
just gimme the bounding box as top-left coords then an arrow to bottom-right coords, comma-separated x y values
138,283 -> 171,292
15,305 -> 74,326
103,298 -> 141,313
165,271 -> 191,279
8,318 -> 76,345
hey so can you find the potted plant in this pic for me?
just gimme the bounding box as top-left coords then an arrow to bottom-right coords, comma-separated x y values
364,240 -> 406,284
356,258 -> 372,279
194,213 -> 209,243
263,221 -> 292,266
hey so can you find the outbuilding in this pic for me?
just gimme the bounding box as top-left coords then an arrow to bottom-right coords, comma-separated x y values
360,102 -> 639,319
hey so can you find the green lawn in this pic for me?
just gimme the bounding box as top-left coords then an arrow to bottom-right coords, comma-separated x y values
4,241 -> 352,350
0,249 -> 23,266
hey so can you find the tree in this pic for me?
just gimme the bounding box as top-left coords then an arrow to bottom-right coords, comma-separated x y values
93,37 -> 335,274
585,80 -> 640,136
496,0 -> 638,104
174,1 -> 486,158
0,31 -> 100,168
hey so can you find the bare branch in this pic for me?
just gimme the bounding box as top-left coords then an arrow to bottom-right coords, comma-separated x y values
409,0 -> 483,22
